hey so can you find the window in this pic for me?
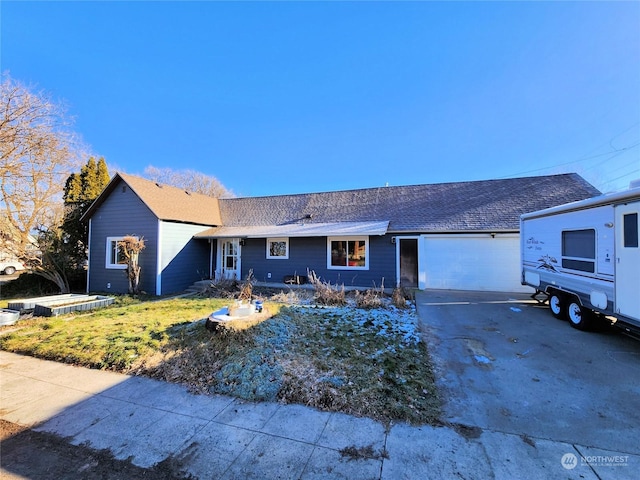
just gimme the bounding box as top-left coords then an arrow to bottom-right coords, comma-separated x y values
561,229 -> 595,273
106,237 -> 128,269
327,237 -> 369,269
267,238 -> 289,259
623,213 -> 638,248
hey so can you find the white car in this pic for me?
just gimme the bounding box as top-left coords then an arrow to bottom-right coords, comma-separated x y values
0,259 -> 26,275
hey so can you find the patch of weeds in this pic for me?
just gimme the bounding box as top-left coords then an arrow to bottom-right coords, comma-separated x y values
201,278 -> 240,299
391,287 -> 412,309
307,270 -> 346,306
212,313 -> 291,401
354,289 -> 383,309
339,444 -> 389,461
214,353 -> 283,401
141,314 -> 292,402
264,288 -> 314,305
277,305 -> 440,425
237,270 -> 254,302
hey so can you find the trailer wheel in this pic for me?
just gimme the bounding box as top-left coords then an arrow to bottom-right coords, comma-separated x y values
567,300 -> 593,331
549,293 -> 565,319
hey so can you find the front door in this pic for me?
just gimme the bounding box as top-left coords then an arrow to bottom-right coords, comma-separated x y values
218,238 -> 241,280
615,201 -> 640,321
399,238 -> 419,288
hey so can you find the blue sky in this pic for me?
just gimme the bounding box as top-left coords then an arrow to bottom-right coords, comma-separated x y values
2,1 -> 639,197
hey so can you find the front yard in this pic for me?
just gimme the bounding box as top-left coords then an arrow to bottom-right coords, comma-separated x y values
0,291 -> 440,425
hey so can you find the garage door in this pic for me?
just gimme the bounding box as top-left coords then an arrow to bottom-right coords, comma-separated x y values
422,234 -> 530,292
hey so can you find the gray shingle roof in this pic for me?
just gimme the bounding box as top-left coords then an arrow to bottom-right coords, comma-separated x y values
217,173 -> 600,232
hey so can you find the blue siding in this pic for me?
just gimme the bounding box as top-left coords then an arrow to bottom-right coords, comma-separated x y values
240,234 -> 397,288
88,180 -> 159,294
159,222 -> 211,294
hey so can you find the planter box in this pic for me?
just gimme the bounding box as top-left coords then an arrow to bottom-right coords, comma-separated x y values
0,309 -> 20,326
33,296 -> 115,317
8,294 -> 90,312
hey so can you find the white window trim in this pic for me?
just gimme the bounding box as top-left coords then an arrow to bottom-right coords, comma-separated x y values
327,236 -> 369,270
266,237 -> 289,259
105,236 -> 128,269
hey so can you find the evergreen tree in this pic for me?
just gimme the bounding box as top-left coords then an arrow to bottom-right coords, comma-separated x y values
96,157 -> 110,190
61,157 -> 111,273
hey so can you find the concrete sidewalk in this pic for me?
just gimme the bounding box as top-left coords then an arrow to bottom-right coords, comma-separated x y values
1,350 -> 636,479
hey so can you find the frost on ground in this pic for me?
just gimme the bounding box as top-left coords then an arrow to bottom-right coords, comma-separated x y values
273,300 -> 439,425
143,298 -> 440,426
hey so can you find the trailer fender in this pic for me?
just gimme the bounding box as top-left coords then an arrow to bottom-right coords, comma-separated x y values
589,290 -> 608,310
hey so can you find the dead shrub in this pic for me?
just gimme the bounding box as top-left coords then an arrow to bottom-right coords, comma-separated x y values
202,270 -> 255,301
307,270 -> 346,306
238,269 -> 254,301
267,289 -> 313,305
392,287 -> 411,309
339,444 -> 389,461
354,289 -> 383,309
203,278 -> 238,298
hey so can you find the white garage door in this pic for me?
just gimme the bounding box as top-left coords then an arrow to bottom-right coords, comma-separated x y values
422,234 -> 530,293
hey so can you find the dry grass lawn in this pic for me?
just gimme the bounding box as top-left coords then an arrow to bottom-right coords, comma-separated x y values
0,290 -> 440,425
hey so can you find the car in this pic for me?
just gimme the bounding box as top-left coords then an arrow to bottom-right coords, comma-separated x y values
0,258 -> 26,275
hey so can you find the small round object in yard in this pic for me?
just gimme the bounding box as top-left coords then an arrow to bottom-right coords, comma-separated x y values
255,301 -> 263,313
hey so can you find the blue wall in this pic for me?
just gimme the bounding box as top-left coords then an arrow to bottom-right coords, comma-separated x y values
159,222 -> 211,294
240,234 -> 397,288
88,180 -> 159,294
88,180 -> 215,295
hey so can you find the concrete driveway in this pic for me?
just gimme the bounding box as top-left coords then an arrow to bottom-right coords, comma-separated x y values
416,289 -> 640,456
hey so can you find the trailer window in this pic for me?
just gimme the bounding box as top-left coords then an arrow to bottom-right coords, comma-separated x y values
623,213 -> 638,248
561,229 -> 595,273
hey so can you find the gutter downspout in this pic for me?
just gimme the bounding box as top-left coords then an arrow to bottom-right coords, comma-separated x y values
210,240 -> 214,280
86,218 -> 92,293
156,220 -> 162,295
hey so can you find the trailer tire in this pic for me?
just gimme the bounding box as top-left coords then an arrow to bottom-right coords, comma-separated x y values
549,292 -> 565,320
567,299 -> 593,331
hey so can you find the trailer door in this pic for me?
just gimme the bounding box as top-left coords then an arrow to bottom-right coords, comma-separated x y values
615,201 -> 640,321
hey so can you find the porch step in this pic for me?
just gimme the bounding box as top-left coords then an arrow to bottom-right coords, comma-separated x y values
185,280 -> 213,294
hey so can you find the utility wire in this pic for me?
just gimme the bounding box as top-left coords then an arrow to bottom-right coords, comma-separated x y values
606,168 -> 640,185
499,141 -> 639,179
499,122 -> 640,179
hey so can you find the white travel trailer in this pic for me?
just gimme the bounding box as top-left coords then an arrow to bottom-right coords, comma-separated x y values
521,187 -> 640,335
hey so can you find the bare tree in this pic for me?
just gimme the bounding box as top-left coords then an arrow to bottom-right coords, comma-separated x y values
143,166 -> 233,198
1,73 -> 86,260
119,236 -> 145,295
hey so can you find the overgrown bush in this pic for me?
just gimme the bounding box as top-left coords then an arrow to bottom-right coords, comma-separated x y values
0,273 -> 60,298
203,278 -> 238,298
307,270 -> 346,306
202,270 -> 256,301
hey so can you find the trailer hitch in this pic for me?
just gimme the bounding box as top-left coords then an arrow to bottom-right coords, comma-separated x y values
530,290 -> 549,305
